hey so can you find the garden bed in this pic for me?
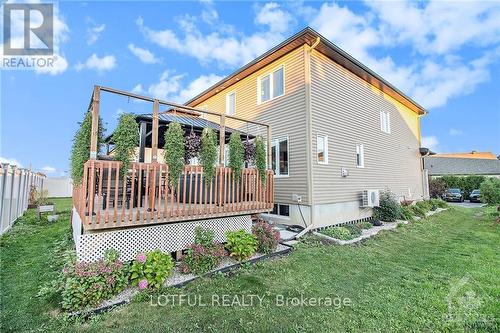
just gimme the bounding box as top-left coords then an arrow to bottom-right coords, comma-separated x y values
71,243 -> 292,317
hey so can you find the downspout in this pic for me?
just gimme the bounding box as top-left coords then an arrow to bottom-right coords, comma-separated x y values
296,37 -> 320,239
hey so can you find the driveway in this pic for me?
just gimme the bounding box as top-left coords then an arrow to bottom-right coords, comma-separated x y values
447,201 -> 486,208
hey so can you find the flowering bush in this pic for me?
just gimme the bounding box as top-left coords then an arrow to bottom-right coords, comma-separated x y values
373,190 -> 402,222
129,250 -> 174,289
225,230 -> 257,261
181,226 -> 226,275
252,220 -> 280,254
59,249 -> 127,311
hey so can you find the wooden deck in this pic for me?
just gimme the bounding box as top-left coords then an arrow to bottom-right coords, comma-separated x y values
73,160 -> 274,231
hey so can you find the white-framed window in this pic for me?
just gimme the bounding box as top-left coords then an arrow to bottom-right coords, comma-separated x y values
380,110 -> 391,133
317,135 -> 328,164
271,203 -> 290,217
258,65 -> 285,104
271,137 -> 289,177
356,144 -> 364,168
226,91 -> 236,115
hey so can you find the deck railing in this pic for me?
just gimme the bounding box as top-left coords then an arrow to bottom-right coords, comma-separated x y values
73,160 -> 274,231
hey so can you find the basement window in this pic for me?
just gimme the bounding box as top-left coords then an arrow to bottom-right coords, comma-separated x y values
272,203 -> 290,217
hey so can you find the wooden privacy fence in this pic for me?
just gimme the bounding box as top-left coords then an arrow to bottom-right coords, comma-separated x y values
0,164 -> 45,234
73,160 -> 274,231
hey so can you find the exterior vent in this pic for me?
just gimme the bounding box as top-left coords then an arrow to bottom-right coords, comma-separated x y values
361,189 -> 380,207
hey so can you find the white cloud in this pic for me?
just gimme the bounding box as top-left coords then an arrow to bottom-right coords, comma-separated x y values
308,1 -> 500,110
136,2 -> 294,68
34,54 -> 68,75
422,136 -> 439,151
449,128 -> 463,136
128,44 -> 161,64
133,72 -> 223,103
0,157 -> 23,168
41,166 -> 56,173
75,53 -> 117,72
86,21 -> 105,45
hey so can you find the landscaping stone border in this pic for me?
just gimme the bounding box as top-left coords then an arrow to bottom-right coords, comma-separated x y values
70,243 -> 293,318
313,208 -> 448,245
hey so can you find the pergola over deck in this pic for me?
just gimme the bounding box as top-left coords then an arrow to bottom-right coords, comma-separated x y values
73,85 -> 274,232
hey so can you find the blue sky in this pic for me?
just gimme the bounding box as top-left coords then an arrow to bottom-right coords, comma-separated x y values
1,0 -> 500,176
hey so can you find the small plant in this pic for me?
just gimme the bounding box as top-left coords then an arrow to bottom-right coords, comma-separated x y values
228,132 -> 244,182
200,128 -> 218,183
415,200 -> 431,213
409,205 -> 426,218
184,130 -> 201,163
34,189 -> 50,206
164,122 -> 185,187
321,227 -> 352,240
355,221 -> 372,230
399,206 -> 414,221
254,136 -> 267,184
427,199 -> 439,211
112,113 -> 139,176
225,230 -> 257,261
345,224 -> 362,238
129,250 -> 174,289
434,198 -> 448,208
180,226 -> 226,275
252,220 -> 280,254
58,251 -> 127,311
373,190 -> 402,222
480,178 -> 500,205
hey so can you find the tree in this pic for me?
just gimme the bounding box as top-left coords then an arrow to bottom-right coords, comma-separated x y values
429,177 -> 447,198
112,113 -> 139,176
228,133 -> 244,182
199,128 -> 218,183
164,122 -> 185,187
255,136 -> 267,184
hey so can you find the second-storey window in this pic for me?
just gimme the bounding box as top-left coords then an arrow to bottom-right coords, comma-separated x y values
226,91 -> 236,115
317,135 -> 328,164
380,110 -> 391,133
356,144 -> 365,168
271,137 -> 289,176
259,66 -> 284,103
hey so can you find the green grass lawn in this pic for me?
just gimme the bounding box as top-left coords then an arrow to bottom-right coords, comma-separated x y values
1,199 -> 499,332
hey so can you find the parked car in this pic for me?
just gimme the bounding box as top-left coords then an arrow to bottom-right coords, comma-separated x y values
469,189 -> 481,203
443,188 -> 464,202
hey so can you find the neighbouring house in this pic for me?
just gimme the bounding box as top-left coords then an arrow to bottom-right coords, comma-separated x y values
185,27 -> 428,228
424,151 -> 500,177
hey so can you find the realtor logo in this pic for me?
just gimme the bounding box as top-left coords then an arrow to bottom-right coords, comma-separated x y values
3,3 -> 54,56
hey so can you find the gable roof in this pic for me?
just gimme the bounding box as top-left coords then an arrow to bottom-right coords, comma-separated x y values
185,27 -> 426,115
424,156 -> 500,176
431,151 -> 498,160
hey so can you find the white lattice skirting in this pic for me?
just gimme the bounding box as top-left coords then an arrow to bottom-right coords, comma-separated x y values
75,215 -> 252,262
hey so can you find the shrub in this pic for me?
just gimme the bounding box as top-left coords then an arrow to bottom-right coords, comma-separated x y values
439,175 -> 486,199
415,200 -> 431,212
112,113 -> 139,176
164,122 -> 185,187
129,250 -> 174,289
225,230 -> 257,261
228,132 -> 244,182
355,221 -> 372,229
321,227 -> 352,240
373,190 -> 402,222
200,128 -> 218,183
434,198 -> 448,208
180,227 -> 226,275
409,205 -> 426,218
480,178 -> 500,205
429,178 -> 447,199
60,251 -> 127,311
243,138 -> 256,164
184,130 -> 201,163
399,206 -> 414,221
255,136 -> 267,184
427,199 -> 439,211
252,220 -> 280,254
345,224 -> 362,238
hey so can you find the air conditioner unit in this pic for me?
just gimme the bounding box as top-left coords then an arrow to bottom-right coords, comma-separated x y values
361,189 -> 380,207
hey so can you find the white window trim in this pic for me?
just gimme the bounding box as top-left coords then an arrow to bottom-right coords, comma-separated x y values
272,135 -> 289,178
317,134 -> 328,164
257,65 -> 285,105
267,203 -> 291,219
356,144 -> 365,168
225,91 -> 236,115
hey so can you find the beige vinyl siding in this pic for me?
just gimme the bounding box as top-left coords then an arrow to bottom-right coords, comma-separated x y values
192,47 -> 309,204
310,50 -> 424,204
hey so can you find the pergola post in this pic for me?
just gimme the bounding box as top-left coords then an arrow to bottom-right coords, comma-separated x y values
267,126 -> 272,170
151,99 -> 159,162
219,114 -> 226,165
89,85 -> 100,160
